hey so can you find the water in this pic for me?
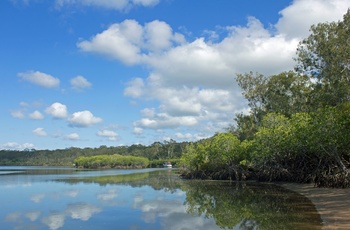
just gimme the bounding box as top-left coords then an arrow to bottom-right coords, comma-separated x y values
0,166 -> 322,229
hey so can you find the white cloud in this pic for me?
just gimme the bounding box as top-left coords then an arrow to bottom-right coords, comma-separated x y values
144,20 -> 174,51
29,110 -> 44,120
1,142 -> 35,150
78,20 -> 143,65
33,128 -> 48,137
70,75 -> 92,90
135,113 -> 198,129
18,70 -> 60,88
68,110 -> 102,127
276,0 -> 350,39
78,19 -> 185,65
174,132 -> 193,140
132,0 -> 159,7
11,110 -> 25,119
124,77 -> 145,97
55,0 -> 159,10
45,102 -> 68,119
66,133 -> 80,140
19,101 -> 29,107
141,108 -> 155,117
97,129 -> 118,141
133,127 -> 144,135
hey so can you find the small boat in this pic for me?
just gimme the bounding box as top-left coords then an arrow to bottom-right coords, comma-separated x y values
163,161 -> 172,168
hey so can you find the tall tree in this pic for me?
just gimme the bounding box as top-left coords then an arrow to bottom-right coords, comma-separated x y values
295,9 -> 350,106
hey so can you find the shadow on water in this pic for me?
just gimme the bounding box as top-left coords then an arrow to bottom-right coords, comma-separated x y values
59,169 -> 322,230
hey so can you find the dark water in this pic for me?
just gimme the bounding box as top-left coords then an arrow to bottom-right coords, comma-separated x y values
0,166 -> 322,229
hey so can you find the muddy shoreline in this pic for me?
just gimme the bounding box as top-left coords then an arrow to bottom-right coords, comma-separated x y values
280,183 -> 350,230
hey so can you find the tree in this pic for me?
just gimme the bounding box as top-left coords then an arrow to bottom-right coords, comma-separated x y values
295,9 -> 350,106
233,71 -> 312,141
236,72 -> 268,126
264,72 -> 312,115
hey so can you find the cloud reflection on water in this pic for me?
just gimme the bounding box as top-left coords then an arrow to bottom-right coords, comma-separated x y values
133,191 -> 222,230
30,193 -> 45,203
25,211 -> 41,221
66,202 -> 101,221
0,169 -> 241,229
64,189 -> 79,198
41,211 -> 65,230
97,188 -> 118,201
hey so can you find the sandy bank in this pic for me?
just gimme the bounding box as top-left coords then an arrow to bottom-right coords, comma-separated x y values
280,183 -> 350,230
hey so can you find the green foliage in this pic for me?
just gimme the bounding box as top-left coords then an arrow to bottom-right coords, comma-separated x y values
250,106 -> 350,186
73,154 -> 149,169
0,140 -> 188,166
180,133 -> 251,180
295,9 -> 350,107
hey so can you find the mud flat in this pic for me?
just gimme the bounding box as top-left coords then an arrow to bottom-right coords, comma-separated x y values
280,183 -> 350,230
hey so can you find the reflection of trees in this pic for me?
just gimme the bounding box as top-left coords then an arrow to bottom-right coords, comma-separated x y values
182,181 -> 322,230
60,170 -> 183,193
58,170 -> 323,229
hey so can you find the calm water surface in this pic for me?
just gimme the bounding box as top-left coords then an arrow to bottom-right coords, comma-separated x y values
0,166 -> 322,229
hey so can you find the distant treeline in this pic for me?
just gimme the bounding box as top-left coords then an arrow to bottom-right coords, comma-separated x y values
0,140 -> 187,167
73,154 -> 150,169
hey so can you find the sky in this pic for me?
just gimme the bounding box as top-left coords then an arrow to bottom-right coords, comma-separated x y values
1,0 -> 349,150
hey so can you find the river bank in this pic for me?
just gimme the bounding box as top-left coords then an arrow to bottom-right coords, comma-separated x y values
280,183 -> 350,230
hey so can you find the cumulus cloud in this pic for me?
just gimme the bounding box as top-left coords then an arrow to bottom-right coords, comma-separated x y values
55,0 -> 159,11
68,110 -> 102,127
33,128 -> 48,137
276,0 -> 350,39
133,127 -> 144,135
97,129 -> 119,141
77,0 -> 349,141
29,110 -> 44,120
11,110 -> 25,119
1,142 -> 35,150
78,19 -> 185,65
134,113 -> 198,129
70,75 -> 92,90
18,70 -> 60,88
66,133 -> 80,140
45,102 -> 68,119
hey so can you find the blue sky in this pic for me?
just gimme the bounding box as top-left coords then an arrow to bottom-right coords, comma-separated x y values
1,0 -> 349,150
